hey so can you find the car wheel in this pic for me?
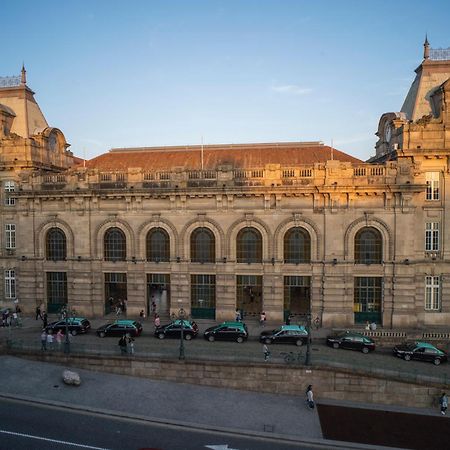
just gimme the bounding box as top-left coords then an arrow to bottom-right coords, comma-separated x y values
264,338 -> 271,345
208,335 -> 215,342
184,333 -> 192,341
71,330 -> 77,336
236,336 -> 244,343
99,332 -> 105,338
434,358 -> 441,366
158,333 -> 165,340
361,347 -> 369,354
295,339 -> 303,347
404,354 -> 411,361
332,342 -> 339,349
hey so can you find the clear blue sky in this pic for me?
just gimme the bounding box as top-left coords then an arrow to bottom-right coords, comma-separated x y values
2,0 -> 449,161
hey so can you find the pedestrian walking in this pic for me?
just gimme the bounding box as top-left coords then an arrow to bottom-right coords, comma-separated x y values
260,311 -> 266,327
154,313 -> 161,328
313,316 -> 320,330
118,334 -> 127,354
40,330 -> 47,351
263,343 -> 270,362
46,331 -> 54,350
439,393 -> 448,415
35,306 -> 41,320
286,314 -> 292,325
42,311 -> 48,328
115,304 -> 122,317
235,308 -> 242,322
306,385 -> 315,409
139,309 -> 146,320
12,311 -> 18,327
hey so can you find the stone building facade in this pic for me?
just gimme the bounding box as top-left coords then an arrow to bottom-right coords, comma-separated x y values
1,42 -> 450,328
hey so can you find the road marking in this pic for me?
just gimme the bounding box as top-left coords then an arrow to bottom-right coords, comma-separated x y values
0,429 -> 111,449
205,445 -> 239,450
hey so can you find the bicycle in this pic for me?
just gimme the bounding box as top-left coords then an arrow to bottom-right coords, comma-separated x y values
280,351 -> 304,364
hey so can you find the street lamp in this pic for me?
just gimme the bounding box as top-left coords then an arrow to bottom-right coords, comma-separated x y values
63,306 -> 75,354
178,307 -> 186,360
305,311 -> 312,366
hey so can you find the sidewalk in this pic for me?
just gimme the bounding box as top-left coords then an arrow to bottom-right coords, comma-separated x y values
0,355 -> 323,441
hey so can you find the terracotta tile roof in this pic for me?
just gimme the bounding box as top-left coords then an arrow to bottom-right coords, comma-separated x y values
82,142 -> 362,171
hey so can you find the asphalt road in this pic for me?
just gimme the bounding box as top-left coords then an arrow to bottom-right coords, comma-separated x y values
0,397 -> 328,450
3,316 -> 450,384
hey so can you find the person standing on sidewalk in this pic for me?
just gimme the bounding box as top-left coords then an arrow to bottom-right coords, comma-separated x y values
127,334 -> 135,355
154,313 -> 161,328
40,330 -> 47,351
306,385 -> 315,409
118,334 -> 127,354
259,311 -> 266,327
439,393 -> 448,415
46,331 -> 54,351
42,311 -> 48,328
35,306 -> 42,321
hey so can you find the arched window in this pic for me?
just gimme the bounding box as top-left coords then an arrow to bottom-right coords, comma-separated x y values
355,227 -> 382,264
284,227 -> 311,263
237,227 -> 262,263
190,227 -> 215,263
46,228 -> 67,261
104,227 -> 126,261
146,228 -> 170,262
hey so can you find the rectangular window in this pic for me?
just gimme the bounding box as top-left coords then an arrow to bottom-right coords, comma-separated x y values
4,181 -> 16,206
191,274 -> 216,309
426,172 -> 440,200
47,272 -> 67,308
5,269 -> 16,299
5,224 -> 16,249
425,222 -> 440,251
354,277 -> 382,314
425,276 -> 440,311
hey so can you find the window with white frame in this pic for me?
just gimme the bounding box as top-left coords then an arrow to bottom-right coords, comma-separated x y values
425,276 -> 440,310
5,269 -> 16,299
4,181 -> 16,206
425,222 -> 440,252
426,172 -> 440,200
5,224 -> 16,249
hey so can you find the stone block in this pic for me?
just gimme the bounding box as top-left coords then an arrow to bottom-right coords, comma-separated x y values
62,370 -> 81,386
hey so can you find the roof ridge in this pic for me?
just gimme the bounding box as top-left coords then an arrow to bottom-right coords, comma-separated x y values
108,141 -> 325,153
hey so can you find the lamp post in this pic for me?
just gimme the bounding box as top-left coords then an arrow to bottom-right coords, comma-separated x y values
178,307 -> 186,360
63,306 -> 75,354
305,311 -> 312,366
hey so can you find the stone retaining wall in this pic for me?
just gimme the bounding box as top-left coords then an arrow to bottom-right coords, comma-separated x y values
7,348 -> 449,409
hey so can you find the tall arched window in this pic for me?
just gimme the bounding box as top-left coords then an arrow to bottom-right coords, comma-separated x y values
46,228 -> 67,261
237,227 -> 262,263
146,228 -> 170,262
190,227 -> 215,263
355,227 -> 382,264
104,227 -> 126,261
284,227 -> 311,263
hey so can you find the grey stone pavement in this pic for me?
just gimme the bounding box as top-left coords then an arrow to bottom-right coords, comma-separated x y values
0,355 -> 324,443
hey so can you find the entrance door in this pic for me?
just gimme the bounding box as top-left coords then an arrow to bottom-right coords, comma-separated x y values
191,274 -> 216,319
104,273 -> 127,314
46,272 -> 67,314
354,277 -> 382,324
147,274 -> 170,317
236,275 -> 262,318
284,276 -> 311,322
